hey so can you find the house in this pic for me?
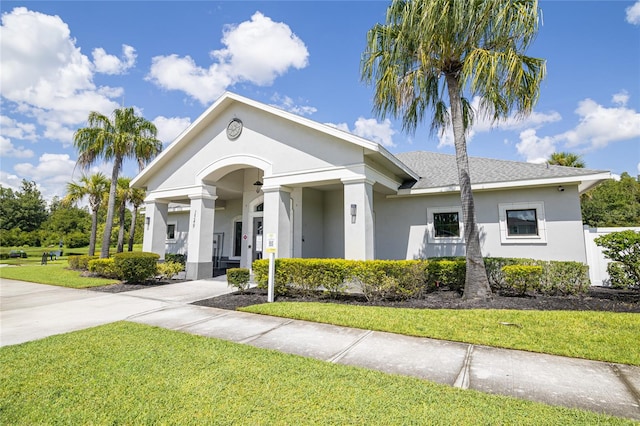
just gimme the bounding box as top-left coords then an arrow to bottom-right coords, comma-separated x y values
130,92 -> 610,280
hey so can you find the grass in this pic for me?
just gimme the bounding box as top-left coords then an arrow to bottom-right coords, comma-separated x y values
0,322 -> 632,425
0,262 -> 118,288
240,303 -> 640,366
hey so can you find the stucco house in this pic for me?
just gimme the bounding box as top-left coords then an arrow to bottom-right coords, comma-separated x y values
131,92 -> 609,280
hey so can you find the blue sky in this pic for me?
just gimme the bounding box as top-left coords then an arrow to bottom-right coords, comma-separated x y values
1,1 -> 639,202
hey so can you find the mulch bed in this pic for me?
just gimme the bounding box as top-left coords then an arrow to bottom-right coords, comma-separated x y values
193,286 -> 640,313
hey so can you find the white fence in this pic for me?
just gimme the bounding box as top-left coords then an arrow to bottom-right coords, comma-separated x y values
583,226 -> 640,286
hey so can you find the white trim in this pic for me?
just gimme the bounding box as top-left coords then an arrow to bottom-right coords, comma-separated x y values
498,201 -> 547,244
427,206 -> 464,244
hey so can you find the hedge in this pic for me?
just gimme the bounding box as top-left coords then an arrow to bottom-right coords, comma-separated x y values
113,252 -> 159,283
227,268 -> 251,293
68,255 -> 99,271
88,258 -> 121,279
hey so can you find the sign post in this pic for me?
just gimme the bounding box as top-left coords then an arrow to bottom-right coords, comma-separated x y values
265,233 -> 277,302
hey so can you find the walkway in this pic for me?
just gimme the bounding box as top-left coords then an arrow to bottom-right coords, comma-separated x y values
1,278 -> 639,421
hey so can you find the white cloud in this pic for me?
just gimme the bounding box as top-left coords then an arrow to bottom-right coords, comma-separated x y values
515,129 -> 557,163
270,93 -> 317,116
0,170 -> 23,191
557,98 -> 640,149
0,115 -> 37,140
626,1 -> 640,24
147,12 -> 309,105
13,153 -> 77,200
92,44 -> 136,75
0,135 -> 34,158
0,7 -> 122,142
153,116 -> 192,144
326,118 -> 396,147
437,96 -> 561,148
612,90 -> 629,106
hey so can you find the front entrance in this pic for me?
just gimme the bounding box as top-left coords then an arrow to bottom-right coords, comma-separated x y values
252,216 -> 263,263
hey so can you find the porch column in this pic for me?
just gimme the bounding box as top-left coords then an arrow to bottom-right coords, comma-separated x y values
343,178 -> 374,260
143,201 -> 168,261
186,186 -> 217,280
262,185 -> 292,258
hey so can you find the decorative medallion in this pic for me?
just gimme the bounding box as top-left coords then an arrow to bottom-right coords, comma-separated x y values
227,118 -> 243,140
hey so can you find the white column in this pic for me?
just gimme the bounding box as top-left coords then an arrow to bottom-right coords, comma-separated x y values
343,178 -> 375,260
262,185 -> 292,258
143,201 -> 168,260
186,186 -> 217,280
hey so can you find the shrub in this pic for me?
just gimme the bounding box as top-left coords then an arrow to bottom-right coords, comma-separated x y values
595,230 -> 640,289
157,261 -> 184,280
68,255 -> 98,271
253,259 -> 289,295
88,258 -> 121,279
502,265 -> 543,295
351,260 -> 426,302
227,268 -> 251,293
538,261 -> 590,295
113,252 -> 159,283
426,259 -> 466,292
65,231 -> 90,249
165,253 -> 186,265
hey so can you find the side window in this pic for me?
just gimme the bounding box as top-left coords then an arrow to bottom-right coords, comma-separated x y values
498,202 -> 547,244
427,206 -> 464,243
167,223 -> 176,240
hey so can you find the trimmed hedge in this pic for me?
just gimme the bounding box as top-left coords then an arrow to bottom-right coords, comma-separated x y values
88,258 -> 121,279
68,255 -> 99,271
253,257 -> 591,300
227,268 -> 251,293
113,252 -> 159,283
502,265 -> 543,295
165,253 -> 186,266
157,261 -> 184,280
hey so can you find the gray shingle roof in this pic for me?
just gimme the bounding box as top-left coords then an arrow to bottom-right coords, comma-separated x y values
395,151 -> 608,189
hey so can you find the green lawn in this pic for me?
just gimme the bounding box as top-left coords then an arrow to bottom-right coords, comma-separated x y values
241,303 -> 640,366
0,262 -> 118,288
0,322 -> 631,425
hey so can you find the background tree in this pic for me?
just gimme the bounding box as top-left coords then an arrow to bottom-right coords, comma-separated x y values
64,173 -> 109,256
361,0 -> 545,299
0,180 -> 47,233
73,107 -> 162,258
128,186 -> 146,251
582,172 -> 640,227
548,152 -> 585,168
41,205 -> 91,247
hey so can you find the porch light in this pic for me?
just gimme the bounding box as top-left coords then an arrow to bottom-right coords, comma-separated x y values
351,204 -> 357,224
145,217 -> 150,229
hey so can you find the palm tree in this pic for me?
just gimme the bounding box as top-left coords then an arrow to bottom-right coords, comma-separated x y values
362,0 -> 545,300
73,107 -> 162,258
115,177 -> 132,253
128,186 -> 146,252
548,152 -> 585,168
63,173 -> 109,256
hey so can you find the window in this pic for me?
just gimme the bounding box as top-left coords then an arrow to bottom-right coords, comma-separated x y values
498,202 -> 546,244
427,206 -> 464,243
233,220 -> 242,257
166,223 -> 176,240
506,209 -> 538,236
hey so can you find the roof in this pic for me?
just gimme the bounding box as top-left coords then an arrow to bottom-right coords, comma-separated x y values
395,151 -> 610,194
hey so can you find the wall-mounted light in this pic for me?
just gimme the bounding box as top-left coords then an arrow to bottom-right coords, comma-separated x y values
557,186 -> 565,192
145,217 -> 150,229
350,204 -> 357,224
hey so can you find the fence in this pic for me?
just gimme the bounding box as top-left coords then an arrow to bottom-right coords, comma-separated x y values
583,226 -> 640,286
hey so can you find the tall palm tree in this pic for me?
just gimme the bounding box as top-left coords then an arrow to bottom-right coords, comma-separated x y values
362,0 -> 546,300
63,173 -> 109,256
115,177 -> 132,253
127,186 -> 146,252
548,152 -> 585,168
73,107 -> 162,258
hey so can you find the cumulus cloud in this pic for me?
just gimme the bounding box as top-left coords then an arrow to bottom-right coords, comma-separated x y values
153,116 -> 192,144
92,44 -> 136,75
626,1 -> 640,24
326,118 -> 396,147
515,129 -> 557,163
0,115 -> 37,140
0,7 -> 124,143
0,135 -> 34,158
557,98 -> 640,149
437,96 -> 561,148
612,90 -> 630,106
147,12 -> 309,105
270,93 -> 317,116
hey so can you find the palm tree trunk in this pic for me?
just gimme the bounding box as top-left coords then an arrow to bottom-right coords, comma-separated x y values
100,157 -> 121,258
116,202 -> 126,253
89,209 -> 99,256
128,207 -> 138,251
445,72 -> 492,300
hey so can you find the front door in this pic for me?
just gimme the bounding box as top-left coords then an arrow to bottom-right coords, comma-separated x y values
252,216 -> 263,262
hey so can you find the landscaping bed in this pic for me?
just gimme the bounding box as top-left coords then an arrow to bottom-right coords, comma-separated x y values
193,286 -> 640,313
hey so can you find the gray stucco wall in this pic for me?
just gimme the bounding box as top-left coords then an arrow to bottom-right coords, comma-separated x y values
323,189 -> 344,258
302,188 -> 324,258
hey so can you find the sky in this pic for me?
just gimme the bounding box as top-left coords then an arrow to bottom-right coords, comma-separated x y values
1,0 -> 639,203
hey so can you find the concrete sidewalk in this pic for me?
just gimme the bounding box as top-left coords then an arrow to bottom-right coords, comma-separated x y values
1,278 -> 639,420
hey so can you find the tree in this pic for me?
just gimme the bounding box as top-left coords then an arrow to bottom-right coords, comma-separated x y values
361,0 -> 545,299
73,107 -> 162,258
128,186 -> 146,251
548,152 -> 585,168
0,180 -> 47,233
582,172 -> 640,227
115,177 -> 132,253
64,173 -> 109,256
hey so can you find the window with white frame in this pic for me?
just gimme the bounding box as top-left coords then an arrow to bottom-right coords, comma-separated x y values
166,222 -> 177,241
427,206 -> 464,243
498,202 -> 547,244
